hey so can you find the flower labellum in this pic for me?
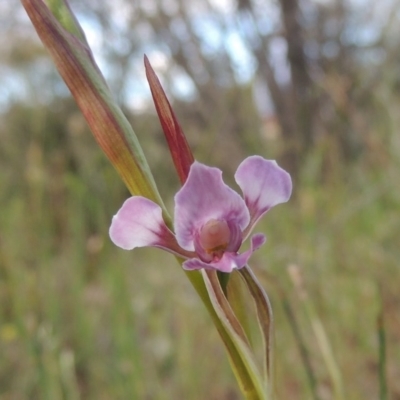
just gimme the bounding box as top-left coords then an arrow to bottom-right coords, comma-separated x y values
109,156 -> 292,273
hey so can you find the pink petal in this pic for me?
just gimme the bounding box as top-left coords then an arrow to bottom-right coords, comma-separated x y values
182,233 -> 266,273
192,219 -> 243,263
225,219 -> 243,252
231,233 -> 266,268
182,255 -> 239,273
174,162 -> 249,251
182,258 -> 226,272
235,156 -> 292,234
109,196 -> 190,257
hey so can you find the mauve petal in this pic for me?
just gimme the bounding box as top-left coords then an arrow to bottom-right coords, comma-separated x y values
193,231 -> 213,263
252,233 -> 267,249
110,196 -> 190,257
235,156 -> 292,234
183,258 -> 218,271
226,219 -> 243,252
183,256 -> 236,273
229,233 -> 266,269
183,233 -> 266,273
174,161 -> 249,251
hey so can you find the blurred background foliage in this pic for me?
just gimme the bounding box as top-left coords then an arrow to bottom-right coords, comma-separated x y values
1,0 -> 400,399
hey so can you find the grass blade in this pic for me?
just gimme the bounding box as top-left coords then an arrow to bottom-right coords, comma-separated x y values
288,264 -> 345,400
377,288 -> 388,400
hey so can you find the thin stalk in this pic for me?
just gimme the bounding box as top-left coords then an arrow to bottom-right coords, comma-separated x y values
281,297 -> 320,400
288,265 -> 345,400
377,289 -> 388,400
266,272 -> 320,400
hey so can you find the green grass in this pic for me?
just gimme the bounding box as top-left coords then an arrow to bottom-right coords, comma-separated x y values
0,128 -> 399,399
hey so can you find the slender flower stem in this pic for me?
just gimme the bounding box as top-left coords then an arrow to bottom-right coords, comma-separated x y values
288,265 -> 345,400
377,287 -> 388,400
283,296 -> 320,399
266,272 -> 320,400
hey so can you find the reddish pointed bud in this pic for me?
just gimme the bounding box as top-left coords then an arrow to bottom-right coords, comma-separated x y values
144,56 -> 194,184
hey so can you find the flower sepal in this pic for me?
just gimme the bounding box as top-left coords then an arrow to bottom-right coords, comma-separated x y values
110,156 -> 291,274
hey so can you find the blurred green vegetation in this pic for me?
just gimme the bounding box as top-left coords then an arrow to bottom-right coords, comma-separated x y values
1,0 -> 400,399
1,97 -> 399,400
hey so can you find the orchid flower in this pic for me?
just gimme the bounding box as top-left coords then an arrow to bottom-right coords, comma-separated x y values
22,0 -> 291,396
110,155 -> 292,273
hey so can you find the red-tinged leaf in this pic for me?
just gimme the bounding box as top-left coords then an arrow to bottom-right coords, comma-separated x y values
144,55 -> 194,184
46,0 -> 88,44
239,265 -> 274,393
22,0 -> 164,206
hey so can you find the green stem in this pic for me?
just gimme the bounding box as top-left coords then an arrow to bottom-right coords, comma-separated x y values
377,292 -> 388,400
288,266 -> 345,400
281,298 -> 320,400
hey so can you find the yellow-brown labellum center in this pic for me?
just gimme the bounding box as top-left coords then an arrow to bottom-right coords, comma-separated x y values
199,219 -> 230,253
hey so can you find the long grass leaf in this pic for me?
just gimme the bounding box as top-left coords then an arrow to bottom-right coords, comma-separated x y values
288,265 -> 345,400
377,288 -> 388,400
